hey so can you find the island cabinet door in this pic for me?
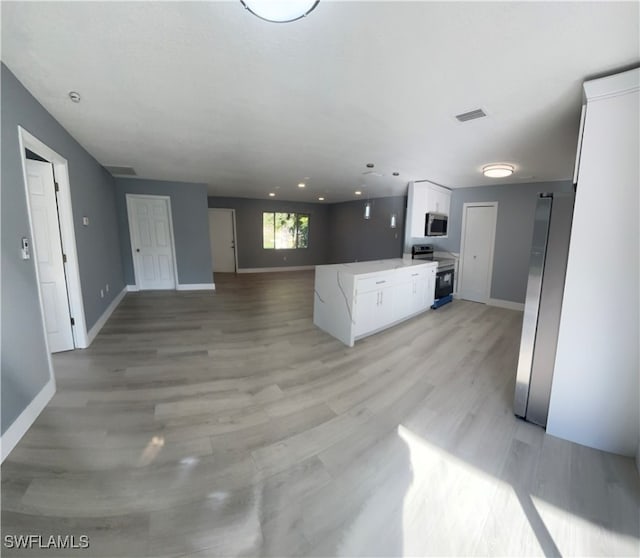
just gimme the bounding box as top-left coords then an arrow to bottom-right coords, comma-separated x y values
425,266 -> 436,308
353,275 -> 394,337
393,268 -> 429,321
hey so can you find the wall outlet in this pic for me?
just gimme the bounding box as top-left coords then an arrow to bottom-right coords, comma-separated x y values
100,289 -> 104,298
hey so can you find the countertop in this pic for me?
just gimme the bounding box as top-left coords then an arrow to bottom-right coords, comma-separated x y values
316,258 -> 437,276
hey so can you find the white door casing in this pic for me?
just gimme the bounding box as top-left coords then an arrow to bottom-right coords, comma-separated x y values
208,208 -> 237,273
25,160 -> 75,353
458,202 -> 498,304
18,127 -> 88,349
7,129 -> 89,463
126,195 -> 178,290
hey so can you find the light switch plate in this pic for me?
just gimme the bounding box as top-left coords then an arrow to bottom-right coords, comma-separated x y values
82,216 -> 89,226
21,237 -> 31,260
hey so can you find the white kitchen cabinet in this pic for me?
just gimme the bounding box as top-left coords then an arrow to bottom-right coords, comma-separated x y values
354,283 -> 394,337
393,267 -> 432,321
431,186 -> 451,216
425,265 -> 436,308
313,259 -> 438,346
407,181 -> 451,238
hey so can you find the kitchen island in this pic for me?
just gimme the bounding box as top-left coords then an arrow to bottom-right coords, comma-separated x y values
313,258 -> 438,347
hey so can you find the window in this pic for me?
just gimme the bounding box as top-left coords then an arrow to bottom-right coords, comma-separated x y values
263,212 -> 309,249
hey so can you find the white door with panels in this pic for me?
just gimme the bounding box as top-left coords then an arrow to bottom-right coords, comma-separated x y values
26,159 -> 74,353
208,208 -> 236,273
459,202 -> 498,303
127,195 -> 177,290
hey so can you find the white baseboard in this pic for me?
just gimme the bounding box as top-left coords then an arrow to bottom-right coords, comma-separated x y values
86,286 -> 128,345
488,298 -> 525,311
1,378 -> 55,463
237,266 -> 315,274
127,283 -> 215,292
176,283 -> 216,291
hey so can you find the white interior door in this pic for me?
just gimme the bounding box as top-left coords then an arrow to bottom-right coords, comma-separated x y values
208,208 -> 236,272
459,203 -> 498,303
26,159 -> 74,353
127,195 -> 177,290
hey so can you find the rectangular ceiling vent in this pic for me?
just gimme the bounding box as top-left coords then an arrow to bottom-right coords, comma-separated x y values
455,108 -> 487,122
104,165 -> 137,176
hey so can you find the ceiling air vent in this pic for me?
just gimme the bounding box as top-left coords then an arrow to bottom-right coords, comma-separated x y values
104,165 -> 137,176
455,108 -> 487,122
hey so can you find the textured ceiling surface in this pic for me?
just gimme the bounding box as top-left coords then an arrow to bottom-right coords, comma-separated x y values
2,1 -> 639,202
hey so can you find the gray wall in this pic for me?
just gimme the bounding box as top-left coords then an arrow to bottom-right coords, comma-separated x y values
328,196 -> 406,264
208,197 -> 330,269
116,178 -> 212,285
1,63 -> 124,434
429,180 -> 574,303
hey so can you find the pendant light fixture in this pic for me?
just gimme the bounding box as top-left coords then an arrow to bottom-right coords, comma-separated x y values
390,213 -> 397,228
364,202 -> 372,220
240,0 -> 320,23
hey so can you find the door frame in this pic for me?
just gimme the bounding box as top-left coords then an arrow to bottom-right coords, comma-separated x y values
458,201 -> 498,303
126,194 -> 179,290
18,126 -> 89,348
208,207 -> 238,273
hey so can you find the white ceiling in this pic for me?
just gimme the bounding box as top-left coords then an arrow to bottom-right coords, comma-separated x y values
2,1 -> 638,202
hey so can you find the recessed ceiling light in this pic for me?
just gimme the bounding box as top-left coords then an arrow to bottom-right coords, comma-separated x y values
318,197 -> 325,201
366,163 -> 375,168
392,172 -> 400,177
483,164 -> 514,178
355,191 -> 362,195
68,91 -> 81,103
268,192 -> 275,197
298,183 -> 306,188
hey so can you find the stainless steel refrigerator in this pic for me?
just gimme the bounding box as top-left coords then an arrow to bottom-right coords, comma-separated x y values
514,192 -> 575,427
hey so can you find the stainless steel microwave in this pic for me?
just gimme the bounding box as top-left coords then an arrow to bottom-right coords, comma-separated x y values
425,212 -> 448,236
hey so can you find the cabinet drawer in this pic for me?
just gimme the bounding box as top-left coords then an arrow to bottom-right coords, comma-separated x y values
395,267 -> 428,283
356,273 -> 394,293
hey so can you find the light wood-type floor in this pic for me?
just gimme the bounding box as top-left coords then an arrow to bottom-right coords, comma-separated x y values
2,271 -> 639,557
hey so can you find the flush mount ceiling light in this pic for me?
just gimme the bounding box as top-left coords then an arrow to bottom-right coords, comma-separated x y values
298,183 -> 306,188
354,191 -> 362,196
483,164 -> 514,178
68,91 -> 81,103
268,192 -> 275,197
240,0 -> 319,23
318,197 -> 325,201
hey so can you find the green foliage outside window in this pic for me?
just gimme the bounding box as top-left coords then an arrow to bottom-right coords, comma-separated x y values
263,212 -> 309,249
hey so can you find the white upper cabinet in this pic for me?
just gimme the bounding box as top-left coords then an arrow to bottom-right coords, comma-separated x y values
407,181 -> 452,238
